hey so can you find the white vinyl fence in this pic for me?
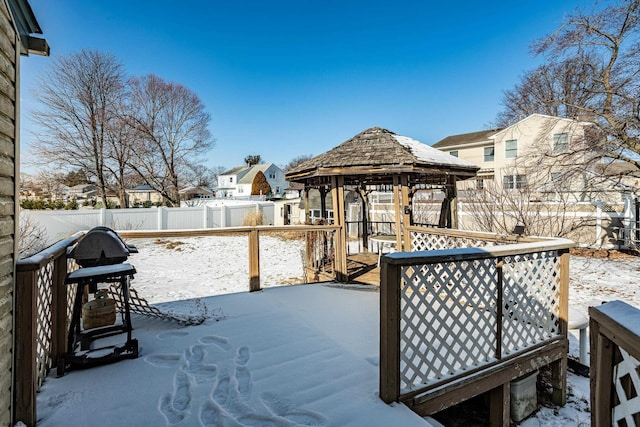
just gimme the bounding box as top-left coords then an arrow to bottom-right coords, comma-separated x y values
23,202 -> 275,246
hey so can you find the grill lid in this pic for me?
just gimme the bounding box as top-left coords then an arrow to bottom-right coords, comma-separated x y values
70,226 -> 137,267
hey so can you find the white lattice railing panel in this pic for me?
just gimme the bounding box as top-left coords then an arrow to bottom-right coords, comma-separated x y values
35,261 -> 54,388
399,258 -> 499,391
501,251 -> 561,355
613,347 -> 640,427
410,230 -> 497,252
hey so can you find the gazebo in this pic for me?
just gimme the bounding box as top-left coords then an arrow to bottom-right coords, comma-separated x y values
285,127 -> 479,280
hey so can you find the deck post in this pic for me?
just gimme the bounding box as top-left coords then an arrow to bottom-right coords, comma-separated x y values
488,382 -> 510,427
13,268 -> 38,427
589,314 -> 613,427
248,229 -> 260,291
551,250 -> 570,405
379,259 -> 401,403
51,255 -> 69,365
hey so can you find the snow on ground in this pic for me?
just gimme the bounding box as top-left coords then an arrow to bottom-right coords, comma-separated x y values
34,236 -> 640,426
131,236 -> 306,303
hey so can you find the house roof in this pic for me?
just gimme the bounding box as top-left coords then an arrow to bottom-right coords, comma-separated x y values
220,166 -> 247,176
432,128 -> 502,149
131,185 -> 155,191
8,0 -> 49,56
179,186 -> 214,195
238,163 -> 274,184
286,127 -> 479,183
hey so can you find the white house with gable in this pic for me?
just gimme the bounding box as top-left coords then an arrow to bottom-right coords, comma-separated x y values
217,163 -> 288,199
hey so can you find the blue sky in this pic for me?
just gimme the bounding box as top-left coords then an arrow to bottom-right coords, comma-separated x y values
20,0 -> 590,172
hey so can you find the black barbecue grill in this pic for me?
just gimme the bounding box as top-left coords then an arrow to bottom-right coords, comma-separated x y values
59,226 -> 139,375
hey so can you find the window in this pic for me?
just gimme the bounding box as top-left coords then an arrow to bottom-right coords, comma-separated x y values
484,146 -> 495,162
269,172 -> 276,179
505,139 -> 517,159
229,177 -> 233,183
503,174 -> 527,189
449,150 -> 458,157
553,133 -> 569,153
475,178 -> 484,190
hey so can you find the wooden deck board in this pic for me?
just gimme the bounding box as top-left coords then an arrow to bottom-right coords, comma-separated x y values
347,253 -> 380,286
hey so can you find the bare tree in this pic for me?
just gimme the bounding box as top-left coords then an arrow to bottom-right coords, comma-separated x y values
126,74 -> 213,205
460,179 -> 592,240
30,170 -> 66,199
182,164 -> 221,189
500,1 -> 640,176
244,155 -> 262,166
104,113 -> 134,207
18,213 -> 48,258
497,57 -> 597,127
283,154 -> 314,171
29,50 -> 127,208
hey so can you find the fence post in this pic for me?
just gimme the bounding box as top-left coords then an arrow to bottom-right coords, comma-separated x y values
203,205 -> 208,229
157,207 -> 163,230
248,229 -> 260,291
221,205 -> 227,228
13,269 -> 38,426
379,259 -> 401,404
99,208 -> 106,226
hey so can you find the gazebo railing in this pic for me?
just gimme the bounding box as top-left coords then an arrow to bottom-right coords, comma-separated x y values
380,227 -> 573,422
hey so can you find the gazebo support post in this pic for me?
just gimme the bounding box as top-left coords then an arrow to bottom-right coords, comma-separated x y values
448,176 -> 459,229
319,186 -> 327,222
331,176 -> 348,281
401,174 -> 411,250
304,188 -> 311,224
357,183 -> 370,253
393,175 -> 403,251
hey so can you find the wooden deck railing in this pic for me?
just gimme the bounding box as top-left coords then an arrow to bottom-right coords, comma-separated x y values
14,234 -> 82,426
380,227 -> 574,424
13,225 -> 340,427
589,300 -> 640,426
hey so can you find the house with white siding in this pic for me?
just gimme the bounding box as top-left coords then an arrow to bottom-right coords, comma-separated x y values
431,113 -> 638,201
217,163 -> 288,199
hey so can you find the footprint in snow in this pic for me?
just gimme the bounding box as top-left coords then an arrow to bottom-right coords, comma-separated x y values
199,400 -> 244,427
199,335 -> 232,351
157,331 -> 189,340
144,353 -> 182,368
235,346 -> 251,366
261,392 -> 328,426
235,365 -> 252,398
184,344 -> 206,367
186,363 -> 218,384
172,370 -> 192,412
158,393 -> 185,425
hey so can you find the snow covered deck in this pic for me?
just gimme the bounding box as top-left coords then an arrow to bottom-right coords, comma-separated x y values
35,284 -> 437,427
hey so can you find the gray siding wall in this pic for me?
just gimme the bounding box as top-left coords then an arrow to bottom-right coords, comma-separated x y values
0,1 -> 16,424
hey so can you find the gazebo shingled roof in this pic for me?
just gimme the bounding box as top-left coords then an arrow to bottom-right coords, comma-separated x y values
286,127 -> 479,185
